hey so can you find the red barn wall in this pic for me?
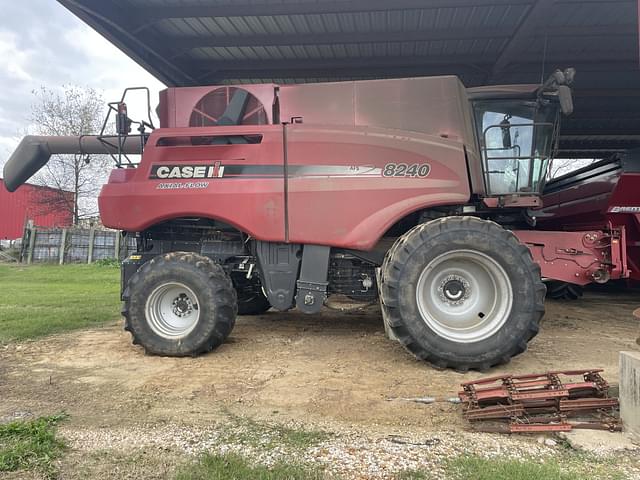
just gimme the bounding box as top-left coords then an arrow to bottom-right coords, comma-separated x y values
0,179 -> 74,240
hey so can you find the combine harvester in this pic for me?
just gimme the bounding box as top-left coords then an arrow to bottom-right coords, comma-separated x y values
540,151 -> 640,299
3,69 -> 635,370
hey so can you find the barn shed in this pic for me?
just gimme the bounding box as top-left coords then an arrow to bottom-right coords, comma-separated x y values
0,179 -> 74,240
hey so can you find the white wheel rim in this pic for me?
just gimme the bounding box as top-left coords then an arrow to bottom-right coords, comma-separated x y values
145,282 -> 200,339
416,249 -> 513,343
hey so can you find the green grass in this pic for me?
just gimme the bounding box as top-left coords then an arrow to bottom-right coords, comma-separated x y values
93,258 -> 121,267
174,452 -> 325,480
0,414 -> 67,479
220,413 -> 331,451
444,455 -> 623,480
395,470 -> 431,480
0,264 -> 120,342
173,416 -> 331,479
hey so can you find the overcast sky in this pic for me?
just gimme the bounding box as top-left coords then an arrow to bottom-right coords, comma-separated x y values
0,0 -> 165,166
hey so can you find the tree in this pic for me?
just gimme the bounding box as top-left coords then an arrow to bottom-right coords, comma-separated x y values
28,85 -> 111,225
549,158 -> 599,179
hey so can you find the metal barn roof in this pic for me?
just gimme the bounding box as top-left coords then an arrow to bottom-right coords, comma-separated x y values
59,0 -> 639,156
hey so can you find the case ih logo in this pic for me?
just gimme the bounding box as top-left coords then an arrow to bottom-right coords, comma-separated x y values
150,162 -> 224,179
609,207 -> 640,213
609,206 -> 640,213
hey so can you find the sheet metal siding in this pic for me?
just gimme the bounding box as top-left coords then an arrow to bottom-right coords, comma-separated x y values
0,180 -> 74,240
150,4 -> 529,62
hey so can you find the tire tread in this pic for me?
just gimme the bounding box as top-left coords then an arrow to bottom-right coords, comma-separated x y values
381,216 -> 545,370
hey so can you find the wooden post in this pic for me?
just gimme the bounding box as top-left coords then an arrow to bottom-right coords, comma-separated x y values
26,227 -> 37,265
114,231 -> 121,260
87,228 -> 96,264
59,229 -> 68,265
20,220 -> 33,262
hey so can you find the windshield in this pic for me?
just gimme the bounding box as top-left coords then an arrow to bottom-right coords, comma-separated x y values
473,100 -> 559,196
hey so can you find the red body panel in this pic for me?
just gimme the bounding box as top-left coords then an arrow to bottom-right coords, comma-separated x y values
99,124 -> 470,250
100,125 -> 286,241
286,126 -> 469,249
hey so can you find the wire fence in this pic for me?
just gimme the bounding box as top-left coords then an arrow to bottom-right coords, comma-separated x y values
21,226 -> 136,264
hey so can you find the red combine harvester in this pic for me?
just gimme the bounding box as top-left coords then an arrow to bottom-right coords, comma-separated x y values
539,151 -> 640,299
4,69 -> 634,370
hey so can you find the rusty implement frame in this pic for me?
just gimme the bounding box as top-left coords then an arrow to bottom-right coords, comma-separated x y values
459,369 -> 620,433
475,421 -> 622,434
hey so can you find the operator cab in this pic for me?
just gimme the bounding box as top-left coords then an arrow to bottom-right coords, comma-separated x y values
468,68 -> 575,199
474,99 -> 557,196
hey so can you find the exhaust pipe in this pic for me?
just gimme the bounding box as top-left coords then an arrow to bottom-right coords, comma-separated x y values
3,135 -> 143,192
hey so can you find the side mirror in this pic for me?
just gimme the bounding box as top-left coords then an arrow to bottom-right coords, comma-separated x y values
563,68 -> 576,85
558,85 -> 574,115
500,116 -> 512,149
116,110 -> 132,136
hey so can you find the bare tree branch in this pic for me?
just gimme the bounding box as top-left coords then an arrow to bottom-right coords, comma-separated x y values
549,158 -> 600,179
28,85 -> 111,225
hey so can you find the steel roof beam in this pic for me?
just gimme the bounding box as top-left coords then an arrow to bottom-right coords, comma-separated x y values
568,111 -> 640,118
525,53 -> 639,67
561,127 -> 640,135
546,24 -> 637,37
558,136 -> 640,152
166,23 -> 635,52
134,0 -> 625,21
170,28 -> 515,50
199,66 -> 491,84
557,149 -> 628,153
205,69 -> 489,85
192,55 -> 495,82
191,51 -> 636,83
560,134 -> 640,142
136,0 -> 535,21
500,61 -> 640,74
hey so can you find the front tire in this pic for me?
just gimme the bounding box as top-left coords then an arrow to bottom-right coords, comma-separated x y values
380,217 -> 545,371
122,252 -> 237,356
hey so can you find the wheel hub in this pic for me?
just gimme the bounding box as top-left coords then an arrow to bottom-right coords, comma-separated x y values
439,275 -> 470,305
172,294 -> 194,317
416,250 -> 513,343
145,282 -> 201,339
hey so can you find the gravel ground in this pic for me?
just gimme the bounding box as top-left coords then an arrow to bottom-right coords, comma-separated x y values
59,421 -> 640,479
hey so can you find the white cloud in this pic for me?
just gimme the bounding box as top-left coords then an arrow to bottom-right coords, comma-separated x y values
0,1 -> 166,164
0,32 -> 33,82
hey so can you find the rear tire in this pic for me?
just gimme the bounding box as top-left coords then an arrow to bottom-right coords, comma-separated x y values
380,217 -> 545,371
122,252 -> 237,356
546,281 -> 583,300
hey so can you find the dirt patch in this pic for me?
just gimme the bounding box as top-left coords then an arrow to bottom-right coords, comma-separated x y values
1,290 -> 639,435
1,290 -> 639,478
